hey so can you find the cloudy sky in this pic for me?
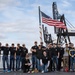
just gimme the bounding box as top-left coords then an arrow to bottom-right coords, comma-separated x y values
0,0 -> 75,52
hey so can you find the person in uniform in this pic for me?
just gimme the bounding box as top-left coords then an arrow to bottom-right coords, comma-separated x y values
31,41 -> 38,72
69,43 -> 75,72
9,43 -> 16,71
0,42 -> 2,61
36,45 -> 42,72
40,51 -> 50,73
22,53 -> 31,73
52,43 -> 59,71
40,42 -> 46,50
21,44 -> 28,70
47,43 -> 53,72
57,44 -> 64,71
16,43 -> 22,71
2,43 -> 10,72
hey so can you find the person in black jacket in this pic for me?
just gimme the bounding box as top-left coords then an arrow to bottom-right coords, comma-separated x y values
57,44 -> 64,71
21,44 -> 28,70
52,43 -> 59,71
22,53 -> 31,73
0,42 -> 2,61
31,41 -> 38,71
16,43 -> 22,71
36,45 -> 42,71
0,42 -> 1,55
2,43 -> 10,72
40,42 -> 46,50
40,51 -> 50,73
9,43 -> 16,71
48,43 -> 53,72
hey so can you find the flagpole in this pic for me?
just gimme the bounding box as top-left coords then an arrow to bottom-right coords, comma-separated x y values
38,6 -> 42,42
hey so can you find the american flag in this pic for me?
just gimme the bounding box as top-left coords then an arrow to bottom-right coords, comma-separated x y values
41,11 -> 66,29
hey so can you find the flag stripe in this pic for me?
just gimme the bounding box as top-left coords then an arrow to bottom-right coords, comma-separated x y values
42,17 -> 65,26
41,11 -> 66,29
56,25 -> 67,29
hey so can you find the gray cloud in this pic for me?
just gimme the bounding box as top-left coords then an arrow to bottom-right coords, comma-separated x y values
0,0 -> 75,51
0,0 -> 15,11
62,0 -> 72,7
0,33 -> 6,39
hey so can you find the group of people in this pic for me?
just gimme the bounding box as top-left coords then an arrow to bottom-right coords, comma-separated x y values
30,41 -> 75,73
0,43 -> 28,72
0,41 -> 75,73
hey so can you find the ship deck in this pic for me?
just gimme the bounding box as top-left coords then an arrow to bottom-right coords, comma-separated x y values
0,71 -> 75,75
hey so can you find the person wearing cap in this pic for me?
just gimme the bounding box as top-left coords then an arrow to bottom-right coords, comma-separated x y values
69,43 -> 75,72
57,44 -> 64,71
31,41 -> 38,72
9,43 -> 16,71
0,42 -> 2,55
0,42 -> 3,61
40,42 -> 46,50
16,43 -> 22,71
2,43 -> 10,72
47,43 -> 53,72
52,43 -> 59,71
36,45 -> 42,72
63,44 -> 69,71
21,44 -> 28,70
68,43 -> 72,71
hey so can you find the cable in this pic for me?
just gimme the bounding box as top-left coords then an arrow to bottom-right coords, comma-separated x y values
66,21 -> 73,28
58,14 -> 75,28
65,18 -> 75,28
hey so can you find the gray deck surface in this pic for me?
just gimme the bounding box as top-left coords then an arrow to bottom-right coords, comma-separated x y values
0,71 -> 75,75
